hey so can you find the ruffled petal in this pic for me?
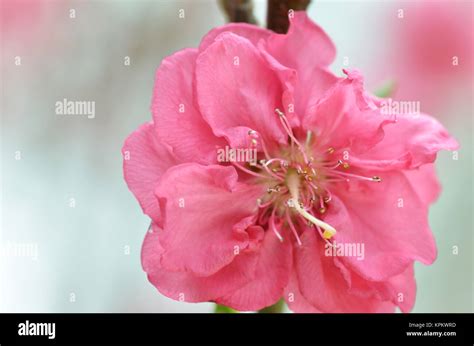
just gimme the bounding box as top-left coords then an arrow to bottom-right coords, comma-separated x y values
199,22 -> 272,52
216,231 -> 292,311
325,170 -> 437,281
122,122 -> 178,223
142,224 -> 259,303
303,71 -> 395,154
196,32 -> 287,149
334,259 -> 417,313
294,230 -> 396,312
265,11 -> 336,70
261,12 -> 339,123
349,113 -> 458,171
284,270 -> 321,313
152,48 -> 225,164
155,163 -> 264,276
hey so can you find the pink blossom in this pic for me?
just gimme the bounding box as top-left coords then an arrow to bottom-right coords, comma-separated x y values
382,1 -> 473,115
123,12 -> 457,312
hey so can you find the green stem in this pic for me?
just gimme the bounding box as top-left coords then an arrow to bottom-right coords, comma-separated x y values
214,304 -> 237,313
258,299 -> 286,313
214,300 -> 286,313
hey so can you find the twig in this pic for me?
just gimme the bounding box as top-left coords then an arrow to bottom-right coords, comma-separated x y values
267,0 -> 311,33
219,0 -> 257,24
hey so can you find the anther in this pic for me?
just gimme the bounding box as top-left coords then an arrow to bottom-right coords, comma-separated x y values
372,176 -> 382,182
275,109 -> 285,117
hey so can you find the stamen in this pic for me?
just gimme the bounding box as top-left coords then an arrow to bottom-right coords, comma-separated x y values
331,170 -> 382,183
248,129 -> 271,160
258,196 -> 277,209
270,208 -> 284,242
324,190 -> 332,203
286,169 -> 337,239
286,208 -> 302,246
232,161 -> 266,179
261,159 -> 286,181
275,108 -> 310,164
319,195 -> 326,214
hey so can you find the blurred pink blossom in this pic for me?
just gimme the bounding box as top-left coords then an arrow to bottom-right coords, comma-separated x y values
383,1 -> 473,115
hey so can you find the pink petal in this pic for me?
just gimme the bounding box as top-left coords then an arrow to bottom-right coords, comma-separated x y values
293,67 -> 339,120
216,231 -> 292,311
284,271 -> 321,313
375,265 -> 416,313
155,163 -> 264,276
122,122 -> 178,223
325,170 -> 437,281
142,224 -> 260,303
334,259 -> 417,313
303,72 -> 395,154
402,164 -> 441,205
294,230 -> 396,312
257,44 -> 300,127
199,22 -> 272,52
261,12 -> 339,123
349,113 -> 459,171
152,48 -> 225,164
265,11 -> 336,70
196,32 -> 286,149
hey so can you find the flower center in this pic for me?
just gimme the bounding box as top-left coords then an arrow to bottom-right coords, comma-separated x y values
232,109 -> 381,246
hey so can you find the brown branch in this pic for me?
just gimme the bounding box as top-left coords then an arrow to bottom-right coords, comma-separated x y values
266,0 -> 311,33
219,0 -> 257,24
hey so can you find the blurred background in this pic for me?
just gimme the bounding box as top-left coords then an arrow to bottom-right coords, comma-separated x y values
0,0 -> 472,312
